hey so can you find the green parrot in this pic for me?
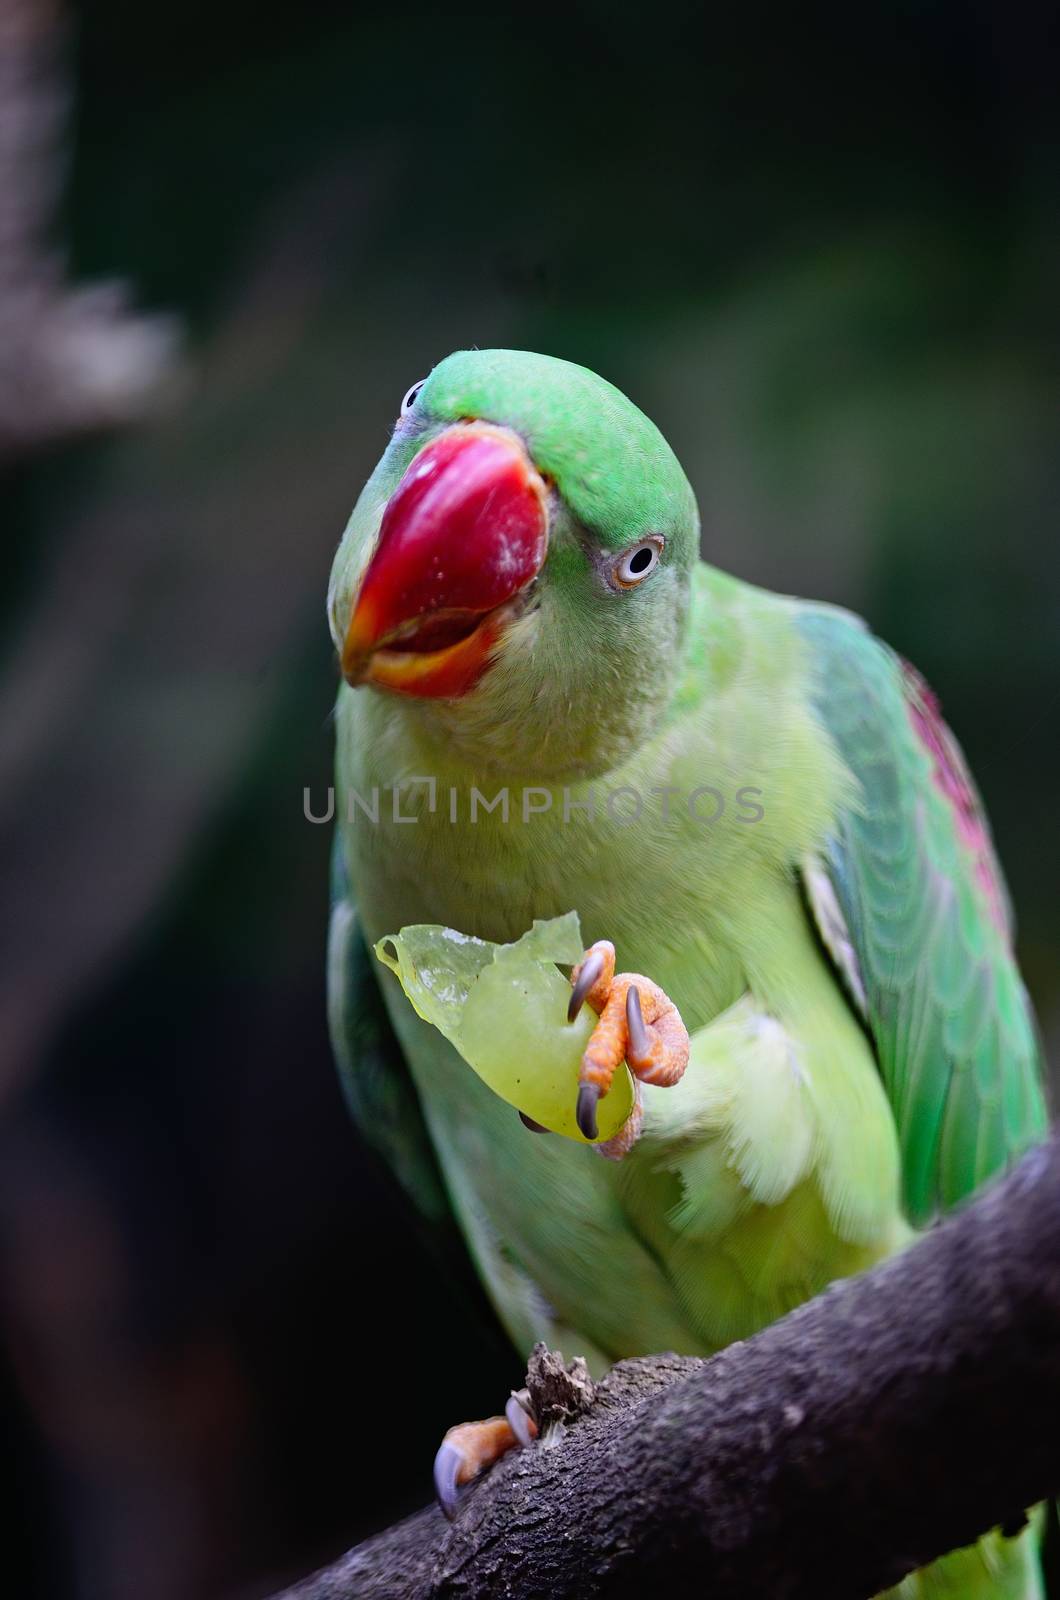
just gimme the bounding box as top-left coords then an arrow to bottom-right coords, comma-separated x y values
326,349 -> 1049,1596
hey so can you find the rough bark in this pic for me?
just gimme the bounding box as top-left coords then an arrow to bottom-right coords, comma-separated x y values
276,1132 -> 1060,1600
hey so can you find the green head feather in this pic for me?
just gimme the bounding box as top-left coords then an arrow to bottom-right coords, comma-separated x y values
329,349 -> 700,777
418,349 -> 697,558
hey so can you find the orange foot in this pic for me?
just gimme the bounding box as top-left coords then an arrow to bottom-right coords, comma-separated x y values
433,1388 -> 538,1519
568,941 -> 690,1158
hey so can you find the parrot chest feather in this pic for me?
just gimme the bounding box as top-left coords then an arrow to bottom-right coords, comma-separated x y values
337,578 -> 853,1034
334,581 -> 906,1360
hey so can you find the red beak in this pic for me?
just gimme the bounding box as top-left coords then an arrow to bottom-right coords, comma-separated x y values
342,423 -> 548,697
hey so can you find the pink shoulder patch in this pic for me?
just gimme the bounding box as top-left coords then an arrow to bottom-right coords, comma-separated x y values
901,661 -> 1010,939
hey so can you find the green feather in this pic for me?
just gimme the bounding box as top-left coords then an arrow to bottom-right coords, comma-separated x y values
798,607 -> 1047,1222
328,349 -> 1048,1597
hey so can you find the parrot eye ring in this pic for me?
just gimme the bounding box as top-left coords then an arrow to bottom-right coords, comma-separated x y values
400,379 -> 427,414
613,535 -> 665,588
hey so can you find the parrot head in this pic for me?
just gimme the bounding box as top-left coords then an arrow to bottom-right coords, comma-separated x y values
328,350 -> 699,774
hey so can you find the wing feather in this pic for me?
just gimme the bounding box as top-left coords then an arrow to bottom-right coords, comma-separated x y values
327,831 -> 452,1225
799,609 -> 1047,1224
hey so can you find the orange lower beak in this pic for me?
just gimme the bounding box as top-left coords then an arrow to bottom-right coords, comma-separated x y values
343,423 -> 548,699
347,606 -> 518,698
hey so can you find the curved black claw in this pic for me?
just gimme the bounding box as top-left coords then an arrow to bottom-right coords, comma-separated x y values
519,1111 -> 550,1133
433,1440 -> 464,1521
505,1388 -> 537,1447
576,1081 -> 600,1141
568,950 -> 605,1023
626,984 -> 649,1059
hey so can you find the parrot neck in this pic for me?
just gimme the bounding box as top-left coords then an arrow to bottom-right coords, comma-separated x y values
377,569 -> 702,782
393,688 -> 670,783
338,563 -> 853,976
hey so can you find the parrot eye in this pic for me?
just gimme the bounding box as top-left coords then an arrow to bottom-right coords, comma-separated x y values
613,536 -> 664,588
401,379 -> 426,414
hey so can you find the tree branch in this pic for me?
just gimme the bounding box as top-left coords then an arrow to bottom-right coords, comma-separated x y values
0,0 -> 179,461
277,1134 -> 1060,1599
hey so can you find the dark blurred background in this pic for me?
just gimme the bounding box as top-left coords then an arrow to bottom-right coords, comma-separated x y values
0,0 -> 1057,1594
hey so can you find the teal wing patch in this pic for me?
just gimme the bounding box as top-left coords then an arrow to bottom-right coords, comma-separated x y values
798,608 -> 1048,1224
327,831 -> 451,1225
